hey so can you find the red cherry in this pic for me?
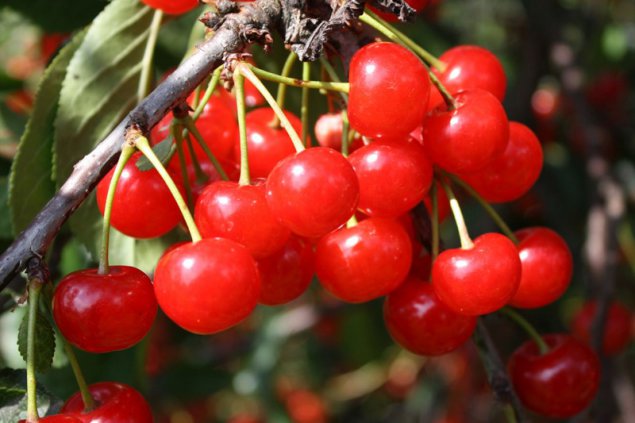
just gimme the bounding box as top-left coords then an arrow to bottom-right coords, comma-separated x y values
349,42 -> 430,139
19,416 -> 82,423
185,158 -> 241,202
61,382 -> 153,422
571,301 -> 632,355
459,122 -> 543,203
140,0 -> 198,14
233,107 -> 303,178
258,235 -> 315,306
432,233 -> 521,315
508,334 -> 600,418
423,89 -> 509,174
153,238 -> 260,334
428,45 -> 506,109
384,278 -> 476,356
194,181 -> 290,258
349,141 -> 433,217
508,227 -> 572,309
96,153 -> 183,239
266,147 -> 359,238
314,112 -> 364,153
53,266 -> 157,353
423,181 -> 451,222
315,218 -> 411,303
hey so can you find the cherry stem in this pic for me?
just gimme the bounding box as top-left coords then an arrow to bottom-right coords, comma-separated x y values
137,9 -> 163,104
248,64 -> 349,93
274,51 -> 298,124
341,110 -> 350,157
318,57 -> 349,103
25,279 -> 42,422
500,307 -> 549,355
134,136 -> 202,242
62,339 -> 95,411
445,172 -> 519,244
440,178 -> 474,249
503,404 -> 518,423
431,182 -> 440,263
173,125 -> 194,209
346,213 -> 358,228
237,63 -> 305,153
429,70 -> 456,109
301,61 -> 311,146
192,66 -> 223,121
234,71 -> 250,186
360,11 -> 447,72
98,145 -> 135,275
180,116 -> 229,181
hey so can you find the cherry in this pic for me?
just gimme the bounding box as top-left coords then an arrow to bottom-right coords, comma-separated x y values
571,301 -> 632,355
508,334 -> 600,418
140,0 -> 198,14
349,141 -> 433,218
19,416 -> 82,423
194,180 -> 290,258
423,181 -> 451,222
384,278 -> 476,356
508,227 -> 573,309
459,122 -> 543,203
233,107 -> 303,178
258,235 -> 315,306
96,152 -> 183,239
314,112 -> 364,153
315,218 -> 411,303
432,233 -> 521,315
61,382 -> 153,422
349,42 -> 430,139
423,89 -> 509,174
53,266 -> 157,353
153,238 -> 260,334
428,45 -> 506,109
266,147 -> 359,238
185,158 -> 240,202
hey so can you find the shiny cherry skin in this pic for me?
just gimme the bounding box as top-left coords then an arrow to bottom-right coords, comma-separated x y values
194,181 -> 290,258
508,334 -> 600,418
140,0 -> 198,14
19,416 -> 82,423
428,45 -> 506,109
423,89 -> 509,174
96,153 -> 183,239
233,107 -> 303,178
314,112 -> 364,153
266,147 -> 359,238
349,42 -> 430,139
153,238 -> 260,334
384,278 -> 476,356
571,301 -> 632,355
53,266 -> 157,353
316,218 -> 411,303
459,122 -> 543,203
349,141 -> 433,217
61,382 -> 153,423
258,235 -> 315,306
508,227 -> 573,309
432,233 -> 521,316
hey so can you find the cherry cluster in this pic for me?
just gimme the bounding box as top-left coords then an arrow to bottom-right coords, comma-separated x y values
41,5 -> 632,421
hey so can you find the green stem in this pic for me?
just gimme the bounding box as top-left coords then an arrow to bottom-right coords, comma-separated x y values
319,57 -> 348,103
135,136 -> 202,242
447,173 -> 519,244
62,340 -> 95,411
173,127 -> 194,210
301,61 -> 311,147
503,404 -> 518,423
341,110 -> 350,157
234,71 -> 250,186
248,65 -> 349,93
98,145 -> 135,275
500,307 -> 549,354
137,9 -> 163,104
440,179 -> 474,249
275,52 -> 298,112
346,213 -> 358,228
237,64 -> 306,153
431,182 -> 440,263
180,117 -> 229,181
26,281 -> 42,422
193,66 -> 223,121
360,11 -> 446,71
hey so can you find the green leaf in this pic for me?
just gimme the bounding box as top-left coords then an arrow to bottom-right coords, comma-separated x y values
4,0 -> 107,32
108,229 -> 181,274
0,177 -> 12,239
17,310 -> 56,374
8,30 -> 86,235
136,136 -> 175,171
0,368 -> 61,421
53,0 -> 154,258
